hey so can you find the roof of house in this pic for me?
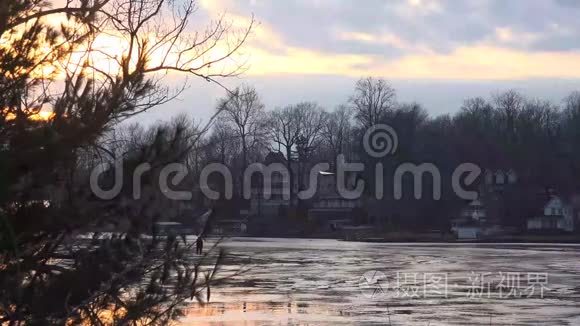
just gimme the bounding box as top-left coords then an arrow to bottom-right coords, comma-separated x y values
526,193 -> 573,219
264,151 -> 287,164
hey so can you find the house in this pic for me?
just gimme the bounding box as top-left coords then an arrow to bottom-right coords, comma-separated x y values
212,219 -> 248,235
527,195 -> 575,233
484,169 -> 518,188
307,170 -> 361,232
307,195 -> 360,230
451,199 -> 487,240
209,208 -> 249,236
249,152 -> 296,219
451,198 -> 504,240
248,152 -> 363,234
152,221 -> 193,236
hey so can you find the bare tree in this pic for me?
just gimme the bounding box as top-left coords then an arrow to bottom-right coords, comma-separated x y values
268,105 -> 300,204
218,85 -> 266,170
208,120 -> 238,166
294,102 -> 326,192
270,106 -> 298,159
461,97 -> 494,115
520,99 -> 560,137
565,91 -> 580,107
349,77 -> 396,129
561,92 -> 580,140
455,97 -> 498,139
493,90 -> 525,140
268,102 -> 326,201
294,102 -> 327,158
322,104 -> 352,159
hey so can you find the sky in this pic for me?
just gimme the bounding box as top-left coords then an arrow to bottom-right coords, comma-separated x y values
131,0 -> 580,124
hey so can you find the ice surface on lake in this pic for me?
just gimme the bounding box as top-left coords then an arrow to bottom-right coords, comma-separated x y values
182,238 -> 580,325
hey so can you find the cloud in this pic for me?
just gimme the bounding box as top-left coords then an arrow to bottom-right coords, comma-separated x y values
335,31 -> 433,54
244,42 -> 580,80
374,46 -> 580,80
403,0 -> 443,16
195,0 -> 580,80
492,27 -> 541,48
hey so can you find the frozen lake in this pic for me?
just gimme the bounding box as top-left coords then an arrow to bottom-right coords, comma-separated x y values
181,238 -> 580,325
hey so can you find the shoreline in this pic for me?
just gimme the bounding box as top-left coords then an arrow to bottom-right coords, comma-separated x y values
222,233 -> 580,244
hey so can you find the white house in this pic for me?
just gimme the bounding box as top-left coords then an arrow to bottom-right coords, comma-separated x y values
527,196 -> 575,232
461,199 -> 487,221
451,199 -> 487,240
451,198 -> 504,240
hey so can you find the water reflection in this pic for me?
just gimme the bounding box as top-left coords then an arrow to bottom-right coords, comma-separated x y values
183,301 -> 351,326
182,238 -> 580,325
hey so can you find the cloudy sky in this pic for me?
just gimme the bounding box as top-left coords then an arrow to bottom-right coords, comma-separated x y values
136,0 -> 580,124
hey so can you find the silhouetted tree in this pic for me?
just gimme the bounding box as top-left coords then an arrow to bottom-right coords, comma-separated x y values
0,0 -> 252,324
349,77 -> 396,129
218,85 -> 267,170
322,105 -> 353,160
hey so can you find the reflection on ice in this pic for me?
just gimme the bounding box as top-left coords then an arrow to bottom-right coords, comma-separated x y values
182,238 -> 580,325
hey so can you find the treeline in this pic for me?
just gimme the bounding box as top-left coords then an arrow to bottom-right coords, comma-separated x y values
160,77 -> 580,229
